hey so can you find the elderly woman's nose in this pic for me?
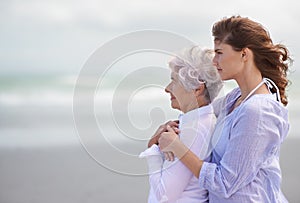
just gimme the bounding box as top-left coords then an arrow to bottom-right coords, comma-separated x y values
165,83 -> 171,93
212,56 -> 218,66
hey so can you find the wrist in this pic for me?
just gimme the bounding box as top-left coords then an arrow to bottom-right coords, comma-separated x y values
148,137 -> 158,148
173,140 -> 189,159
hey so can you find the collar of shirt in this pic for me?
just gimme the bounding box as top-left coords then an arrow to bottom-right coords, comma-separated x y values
178,104 -> 213,129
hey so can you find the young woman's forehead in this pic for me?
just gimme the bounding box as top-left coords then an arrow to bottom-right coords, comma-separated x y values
214,43 -> 232,50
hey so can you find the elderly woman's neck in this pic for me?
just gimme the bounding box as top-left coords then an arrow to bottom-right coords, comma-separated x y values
182,99 -> 209,113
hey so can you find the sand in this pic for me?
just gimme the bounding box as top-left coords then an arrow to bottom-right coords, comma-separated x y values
0,136 -> 299,203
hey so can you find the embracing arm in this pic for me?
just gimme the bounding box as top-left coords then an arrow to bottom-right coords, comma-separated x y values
149,124 -> 211,202
159,125 -> 204,178
161,102 -> 285,198
179,148 -> 204,178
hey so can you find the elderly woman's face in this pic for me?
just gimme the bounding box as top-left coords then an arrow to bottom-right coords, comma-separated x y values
165,72 -> 198,113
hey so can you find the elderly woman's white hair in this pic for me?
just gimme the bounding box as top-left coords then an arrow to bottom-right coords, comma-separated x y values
169,46 -> 223,102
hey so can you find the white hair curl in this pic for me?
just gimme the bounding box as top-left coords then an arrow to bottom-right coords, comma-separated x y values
169,46 -> 223,102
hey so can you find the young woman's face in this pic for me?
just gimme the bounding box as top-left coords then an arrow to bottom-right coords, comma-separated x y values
165,72 -> 197,113
213,42 -> 244,81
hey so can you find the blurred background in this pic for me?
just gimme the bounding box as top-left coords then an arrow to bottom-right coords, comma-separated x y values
0,0 -> 299,202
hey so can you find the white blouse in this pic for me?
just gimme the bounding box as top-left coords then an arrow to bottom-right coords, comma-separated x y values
140,105 -> 216,203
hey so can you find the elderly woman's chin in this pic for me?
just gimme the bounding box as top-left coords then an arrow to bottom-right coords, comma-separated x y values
170,101 -> 181,111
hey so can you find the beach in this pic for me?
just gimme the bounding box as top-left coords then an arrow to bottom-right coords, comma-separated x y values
0,144 -> 149,203
0,137 -> 299,203
1,74 -> 300,203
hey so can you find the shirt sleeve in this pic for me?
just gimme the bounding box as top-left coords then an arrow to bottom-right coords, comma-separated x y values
199,99 -> 283,198
149,116 -> 214,202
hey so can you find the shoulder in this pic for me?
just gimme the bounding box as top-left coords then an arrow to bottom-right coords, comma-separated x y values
241,94 -> 287,115
231,94 -> 289,142
234,94 -> 289,127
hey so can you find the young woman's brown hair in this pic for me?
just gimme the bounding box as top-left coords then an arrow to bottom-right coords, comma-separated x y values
212,15 -> 292,106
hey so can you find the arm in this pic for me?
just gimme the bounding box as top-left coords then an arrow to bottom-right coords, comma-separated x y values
198,103 -> 281,198
162,102 -> 283,198
150,116 -> 214,202
159,126 -> 204,178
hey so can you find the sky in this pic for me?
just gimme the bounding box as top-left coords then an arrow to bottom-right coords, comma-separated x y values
0,0 -> 299,75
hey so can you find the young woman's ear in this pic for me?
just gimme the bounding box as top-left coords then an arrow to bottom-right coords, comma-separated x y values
241,48 -> 252,61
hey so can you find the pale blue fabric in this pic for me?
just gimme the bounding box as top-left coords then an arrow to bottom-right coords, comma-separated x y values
199,87 -> 289,202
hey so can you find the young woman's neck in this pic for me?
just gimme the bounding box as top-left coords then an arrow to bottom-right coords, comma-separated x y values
235,66 -> 268,100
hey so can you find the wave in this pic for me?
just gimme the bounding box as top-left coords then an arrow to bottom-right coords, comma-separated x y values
0,88 -> 167,107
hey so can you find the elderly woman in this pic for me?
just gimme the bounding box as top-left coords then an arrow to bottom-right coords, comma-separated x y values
140,46 -> 223,203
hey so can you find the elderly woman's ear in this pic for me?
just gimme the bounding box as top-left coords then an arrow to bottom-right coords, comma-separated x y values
194,85 -> 206,97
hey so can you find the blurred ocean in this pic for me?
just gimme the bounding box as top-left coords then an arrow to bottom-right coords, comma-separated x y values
0,73 -> 175,147
0,73 -> 299,202
1,73 -> 299,145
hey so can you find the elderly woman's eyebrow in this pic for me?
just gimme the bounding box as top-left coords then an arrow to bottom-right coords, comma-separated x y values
170,73 -> 176,79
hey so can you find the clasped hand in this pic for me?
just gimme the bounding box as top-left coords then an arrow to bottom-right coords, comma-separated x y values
147,120 -> 180,161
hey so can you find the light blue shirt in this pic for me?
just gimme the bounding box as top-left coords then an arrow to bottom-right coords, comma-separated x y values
199,87 -> 289,202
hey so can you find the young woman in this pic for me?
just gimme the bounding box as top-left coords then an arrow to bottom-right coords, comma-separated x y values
159,16 -> 292,202
140,46 -> 223,202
